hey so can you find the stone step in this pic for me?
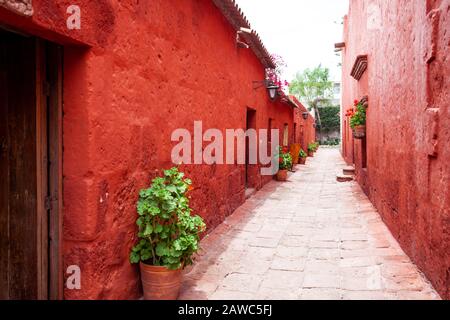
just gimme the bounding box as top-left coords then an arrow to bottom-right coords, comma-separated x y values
343,166 -> 356,175
245,188 -> 256,199
337,174 -> 354,182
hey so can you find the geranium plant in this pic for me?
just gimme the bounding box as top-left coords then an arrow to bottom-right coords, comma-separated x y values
347,99 -> 366,128
299,149 -> 307,159
130,167 -> 206,270
278,146 -> 293,170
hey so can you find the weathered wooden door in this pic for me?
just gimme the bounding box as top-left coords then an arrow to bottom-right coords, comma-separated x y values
0,29 -> 63,300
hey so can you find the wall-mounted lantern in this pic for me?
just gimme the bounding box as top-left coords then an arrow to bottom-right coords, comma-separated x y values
267,83 -> 279,101
302,112 -> 309,120
253,79 -> 279,101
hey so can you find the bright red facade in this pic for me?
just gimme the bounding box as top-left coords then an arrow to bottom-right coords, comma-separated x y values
341,0 -> 449,299
0,0 -> 315,299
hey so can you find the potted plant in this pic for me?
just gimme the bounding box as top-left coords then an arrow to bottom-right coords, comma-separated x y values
130,167 -> 206,300
298,149 -> 307,165
307,143 -> 315,157
313,142 -> 319,152
347,99 -> 366,139
276,146 -> 292,181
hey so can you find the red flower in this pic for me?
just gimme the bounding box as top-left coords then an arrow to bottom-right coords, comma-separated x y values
279,158 -> 283,164
354,99 -> 359,106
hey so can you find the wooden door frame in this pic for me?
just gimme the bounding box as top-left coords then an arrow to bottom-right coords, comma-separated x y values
36,40 -> 64,300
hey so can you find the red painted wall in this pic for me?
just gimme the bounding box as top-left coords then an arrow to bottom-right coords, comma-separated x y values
341,0 -> 449,299
1,0 -> 310,299
292,98 -> 316,151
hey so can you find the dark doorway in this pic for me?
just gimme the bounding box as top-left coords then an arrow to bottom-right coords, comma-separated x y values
245,108 -> 256,189
293,123 -> 297,144
0,29 -> 63,300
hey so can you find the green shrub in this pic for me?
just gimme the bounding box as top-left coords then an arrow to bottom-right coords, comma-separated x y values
130,167 -> 206,270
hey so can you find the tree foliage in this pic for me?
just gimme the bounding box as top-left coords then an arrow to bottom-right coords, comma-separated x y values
289,65 -> 333,108
318,106 -> 340,132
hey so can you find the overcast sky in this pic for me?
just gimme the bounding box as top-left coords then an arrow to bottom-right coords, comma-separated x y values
235,0 -> 349,82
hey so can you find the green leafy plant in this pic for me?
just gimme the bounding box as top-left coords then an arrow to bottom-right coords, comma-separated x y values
130,167 -> 206,270
318,106 -> 340,132
299,149 -> 307,159
278,146 -> 293,170
308,143 -> 316,153
348,100 -> 366,128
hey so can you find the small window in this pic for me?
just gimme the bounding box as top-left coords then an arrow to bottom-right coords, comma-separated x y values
283,124 -> 289,146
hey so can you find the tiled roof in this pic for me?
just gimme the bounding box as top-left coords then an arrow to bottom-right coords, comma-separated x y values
278,91 -> 300,109
211,0 -> 276,69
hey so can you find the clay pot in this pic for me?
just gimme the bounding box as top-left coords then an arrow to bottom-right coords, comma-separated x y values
308,151 -> 314,157
276,170 -> 288,181
140,262 -> 182,300
353,125 -> 366,139
299,157 -> 306,165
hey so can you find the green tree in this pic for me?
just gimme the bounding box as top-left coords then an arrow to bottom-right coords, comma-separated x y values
289,65 -> 333,126
318,105 -> 340,132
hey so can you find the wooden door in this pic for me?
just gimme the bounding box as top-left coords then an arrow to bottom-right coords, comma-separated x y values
0,30 -> 63,300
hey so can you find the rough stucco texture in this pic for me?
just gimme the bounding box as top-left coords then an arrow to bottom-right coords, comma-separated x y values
0,0 -> 32,16
0,0 -> 315,299
341,0 -> 450,299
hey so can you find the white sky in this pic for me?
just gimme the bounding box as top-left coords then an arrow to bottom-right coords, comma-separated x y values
234,0 -> 349,82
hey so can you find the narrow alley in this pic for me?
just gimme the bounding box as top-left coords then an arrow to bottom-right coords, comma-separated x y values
180,148 -> 440,300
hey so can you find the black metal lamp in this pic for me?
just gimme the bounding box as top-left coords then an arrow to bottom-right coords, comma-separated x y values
252,79 -> 279,101
266,83 -> 279,101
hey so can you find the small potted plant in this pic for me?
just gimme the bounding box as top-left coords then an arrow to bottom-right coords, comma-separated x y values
307,143 -> 315,157
313,142 -> 319,152
130,167 -> 206,300
347,99 -> 366,139
298,149 -> 307,165
277,146 -> 292,181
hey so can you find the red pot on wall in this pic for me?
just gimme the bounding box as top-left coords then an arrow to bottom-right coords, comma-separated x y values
299,157 -> 306,165
308,151 -> 314,157
276,170 -> 288,181
140,263 -> 182,300
352,125 -> 366,139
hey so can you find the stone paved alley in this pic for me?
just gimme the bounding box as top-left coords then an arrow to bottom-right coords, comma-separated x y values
180,148 -> 440,300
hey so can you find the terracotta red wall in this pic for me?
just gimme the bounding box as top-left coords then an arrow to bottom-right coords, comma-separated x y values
1,0 -> 310,299
292,100 -> 316,151
341,0 -> 449,299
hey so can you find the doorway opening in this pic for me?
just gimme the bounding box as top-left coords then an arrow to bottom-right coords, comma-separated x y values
245,108 -> 256,196
0,29 -> 63,300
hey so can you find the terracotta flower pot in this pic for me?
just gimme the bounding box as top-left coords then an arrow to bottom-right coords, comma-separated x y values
299,157 -> 306,165
140,262 -> 182,300
276,170 -> 288,181
353,125 -> 366,139
308,151 -> 314,157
